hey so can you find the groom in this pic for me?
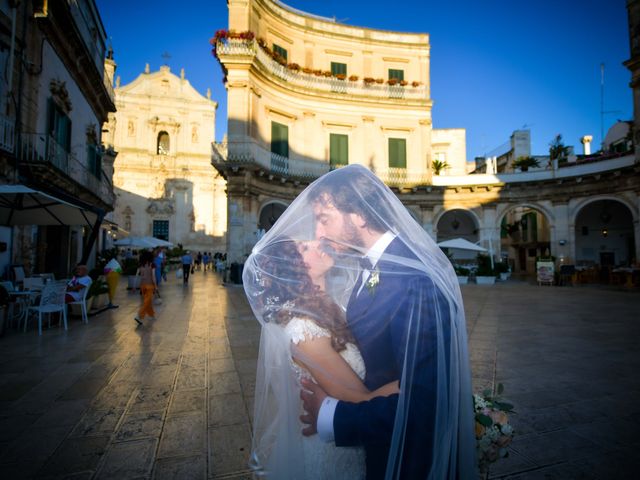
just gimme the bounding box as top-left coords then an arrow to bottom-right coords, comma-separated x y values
300,166 -> 455,479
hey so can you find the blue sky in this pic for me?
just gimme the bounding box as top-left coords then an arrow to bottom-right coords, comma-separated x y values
97,0 -> 631,162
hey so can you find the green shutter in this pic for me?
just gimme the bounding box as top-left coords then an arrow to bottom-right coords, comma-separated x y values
388,69 -> 404,81
331,62 -> 347,76
330,133 -> 348,168
273,44 -> 288,61
271,121 -> 288,158
389,138 -> 406,168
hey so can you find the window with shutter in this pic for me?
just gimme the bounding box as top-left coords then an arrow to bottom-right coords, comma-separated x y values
329,133 -> 348,169
388,138 -> 407,168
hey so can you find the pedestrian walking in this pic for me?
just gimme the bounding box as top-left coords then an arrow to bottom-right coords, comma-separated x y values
154,248 -> 163,287
181,250 -> 193,285
135,251 -> 157,325
203,252 -> 210,272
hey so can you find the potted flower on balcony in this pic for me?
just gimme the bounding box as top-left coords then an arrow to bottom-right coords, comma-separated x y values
348,75 -> 359,82
363,77 -> 376,85
387,78 -> 398,86
475,254 -> 496,285
411,81 -> 422,87
512,156 -> 540,172
335,73 -> 347,81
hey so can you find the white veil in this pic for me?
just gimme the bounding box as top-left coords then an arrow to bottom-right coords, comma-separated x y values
244,165 -> 476,479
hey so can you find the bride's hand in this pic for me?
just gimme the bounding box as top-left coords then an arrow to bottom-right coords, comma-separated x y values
300,378 -> 327,436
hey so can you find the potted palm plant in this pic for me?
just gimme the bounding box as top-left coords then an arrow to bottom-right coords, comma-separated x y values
512,156 -> 540,172
87,276 -> 110,311
454,265 -> 470,285
475,254 -> 496,285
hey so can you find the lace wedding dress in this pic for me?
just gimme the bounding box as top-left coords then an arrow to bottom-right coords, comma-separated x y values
284,317 -> 366,480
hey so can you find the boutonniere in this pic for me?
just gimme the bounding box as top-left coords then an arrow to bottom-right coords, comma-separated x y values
366,268 -> 380,295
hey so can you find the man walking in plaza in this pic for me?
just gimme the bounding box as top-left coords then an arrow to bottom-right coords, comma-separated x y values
181,250 -> 193,285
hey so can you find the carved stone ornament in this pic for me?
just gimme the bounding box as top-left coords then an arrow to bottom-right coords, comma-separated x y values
49,79 -> 72,112
146,199 -> 175,215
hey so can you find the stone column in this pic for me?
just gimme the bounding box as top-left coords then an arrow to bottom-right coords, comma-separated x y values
479,207 -> 499,262
551,201 -> 573,264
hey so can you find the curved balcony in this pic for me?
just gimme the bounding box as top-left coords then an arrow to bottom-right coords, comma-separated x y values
212,140 -> 430,185
216,39 -> 428,101
214,140 -> 637,188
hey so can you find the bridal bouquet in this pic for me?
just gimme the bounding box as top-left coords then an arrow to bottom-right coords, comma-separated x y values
473,383 -> 514,474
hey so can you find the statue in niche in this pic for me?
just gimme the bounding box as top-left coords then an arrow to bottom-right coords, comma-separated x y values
128,120 -> 135,136
191,126 -> 198,143
189,210 -> 196,231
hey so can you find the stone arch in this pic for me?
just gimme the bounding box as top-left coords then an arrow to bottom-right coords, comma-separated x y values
157,131 -> 170,155
570,194 -> 637,225
434,207 -> 481,242
258,200 -> 288,232
573,197 -> 636,268
498,203 -> 554,275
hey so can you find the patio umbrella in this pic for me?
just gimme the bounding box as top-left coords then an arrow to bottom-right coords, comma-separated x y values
113,237 -> 158,249
139,236 -> 174,248
437,238 -> 488,252
0,184 -> 99,226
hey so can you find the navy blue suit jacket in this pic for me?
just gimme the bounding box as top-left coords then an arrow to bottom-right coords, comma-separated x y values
334,237 -> 451,479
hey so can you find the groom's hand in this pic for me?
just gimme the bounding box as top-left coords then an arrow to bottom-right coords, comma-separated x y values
300,378 -> 327,436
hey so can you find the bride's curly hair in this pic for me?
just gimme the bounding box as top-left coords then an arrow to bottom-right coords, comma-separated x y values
257,239 -> 355,352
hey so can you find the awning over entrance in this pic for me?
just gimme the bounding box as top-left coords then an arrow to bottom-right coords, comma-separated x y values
0,184 -> 99,227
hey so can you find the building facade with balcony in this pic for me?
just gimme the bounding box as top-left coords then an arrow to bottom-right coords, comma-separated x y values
0,0 -> 116,279
213,0 -> 640,278
213,0 -> 467,263
110,65 -> 226,252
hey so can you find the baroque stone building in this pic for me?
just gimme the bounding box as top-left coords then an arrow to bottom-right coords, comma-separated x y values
212,0 -> 466,262
110,65 -> 226,252
213,0 -> 640,276
0,0 -> 116,279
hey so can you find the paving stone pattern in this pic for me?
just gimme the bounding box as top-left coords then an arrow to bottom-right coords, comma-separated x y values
0,273 -> 638,479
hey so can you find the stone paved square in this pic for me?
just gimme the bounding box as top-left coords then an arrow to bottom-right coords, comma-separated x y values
0,272 -> 638,478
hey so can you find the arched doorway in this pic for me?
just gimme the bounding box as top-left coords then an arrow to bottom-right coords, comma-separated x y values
500,206 -> 551,275
436,209 -> 479,262
574,199 -> 635,268
258,202 -> 287,232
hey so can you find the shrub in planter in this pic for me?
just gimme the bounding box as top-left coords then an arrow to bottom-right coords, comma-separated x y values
348,75 -> 359,81
335,73 -> 346,80
302,67 -> 313,74
387,78 -> 399,86
375,78 -> 384,84
287,63 -> 301,71
399,80 -> 408,86
475,254 -> 496,284
363,77 -> 376,84
411,81 -> 422,87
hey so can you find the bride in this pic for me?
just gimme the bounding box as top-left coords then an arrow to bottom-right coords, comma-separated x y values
247,238 -> 398,479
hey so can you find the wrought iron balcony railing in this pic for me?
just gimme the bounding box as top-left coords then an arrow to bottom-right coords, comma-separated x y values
212,140 -> 430,186
216,39 -> 427,101
19,133 -> 115,205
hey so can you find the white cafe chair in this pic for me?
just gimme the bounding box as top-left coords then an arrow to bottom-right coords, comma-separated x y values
23,277 -> 45,290
24,281 -> 67,335
66,282 -> 89,325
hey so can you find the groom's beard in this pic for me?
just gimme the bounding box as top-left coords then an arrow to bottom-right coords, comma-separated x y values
321,215 -> 365,257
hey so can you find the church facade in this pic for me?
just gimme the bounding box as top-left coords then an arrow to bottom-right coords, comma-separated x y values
109,65 -> 226,252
